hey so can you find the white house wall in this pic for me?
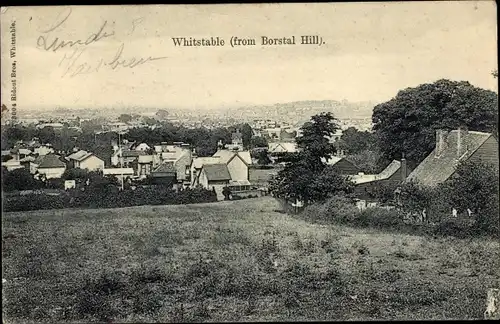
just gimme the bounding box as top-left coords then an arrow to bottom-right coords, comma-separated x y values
38,167 -> 66,179
80,156 -> 105,171
227,156 -> 248,181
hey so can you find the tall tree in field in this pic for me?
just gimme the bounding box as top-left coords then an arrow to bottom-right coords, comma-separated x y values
270,112 -> 350,203
372,79 -> 498,168
295,112 -> 340,172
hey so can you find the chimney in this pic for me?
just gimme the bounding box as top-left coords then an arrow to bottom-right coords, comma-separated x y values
400,158 -> 408,180
435,129 -> 447,157
457,127 -> 468,159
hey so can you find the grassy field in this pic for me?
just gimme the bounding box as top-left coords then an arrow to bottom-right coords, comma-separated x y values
2,197 -> 499,322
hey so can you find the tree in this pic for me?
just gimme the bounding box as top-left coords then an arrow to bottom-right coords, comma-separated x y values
338,127 -> 377,155
3,168 -> 44,192
251,148 -> 272,165
118,114 -> 133,123
62,168 -> 89,182
36,126 -> 56,145
294,112 -> 339,172
156,109 -> 169,120
308,166 -> 354,202
398,181 -> 434,213
345,149 -> 383,174
442,159 -> 499,233
270,112 -> 342,204
372,79 -> 498,168
250,136 -> 268,149
239,123 -> 253,149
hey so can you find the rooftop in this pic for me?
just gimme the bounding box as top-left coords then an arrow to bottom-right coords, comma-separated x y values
406,130 -> 494,187
202,163 -> 232,181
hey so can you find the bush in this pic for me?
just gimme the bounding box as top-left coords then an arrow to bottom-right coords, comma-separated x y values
433,218 -> 476,239
3,186 -> 218,212
302,196 -> 358,224
354,208 -> 404,229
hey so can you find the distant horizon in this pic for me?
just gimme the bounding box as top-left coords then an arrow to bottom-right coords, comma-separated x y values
19,98 -> 381,113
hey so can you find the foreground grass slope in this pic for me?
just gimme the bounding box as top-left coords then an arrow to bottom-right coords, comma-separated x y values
2,197 -> 499,322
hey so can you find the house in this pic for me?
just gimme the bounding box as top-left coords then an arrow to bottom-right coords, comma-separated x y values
351,159 -> 408,202
212,149 -> 252,181
280,129 -> 296,142
2,159 -> 24,171
34,154 -> 67,179
265,127 -> 282,140
198,163 -> 232,200
321,155 -> 361,175
137,154 -> 154,177
133,143 -> 151,152
111,149 -> 146,168
36,122 -> 64,130
64,180 -> 76,190
191,156 -> 222,186
406,128 -> 499,187
174,149 -> 193,185
10,147 -> 32,161
33,144 -> 54,156
150,162 -> 177,186
67,150 -> 105,171
102,168 -> 135,182
226,130 -> 244,151
19,156 -> 37,172
268,142 -> 298,155
327,130 -> 343,144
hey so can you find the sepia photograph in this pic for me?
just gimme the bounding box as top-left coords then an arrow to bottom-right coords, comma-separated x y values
1,1 -> 499,322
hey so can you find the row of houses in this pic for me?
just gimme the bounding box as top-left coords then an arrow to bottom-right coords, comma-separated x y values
2,131 -> 273,200
323,128 -> 498,207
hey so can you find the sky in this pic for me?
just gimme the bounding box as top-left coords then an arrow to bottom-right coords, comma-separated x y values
0,1 -> 498,111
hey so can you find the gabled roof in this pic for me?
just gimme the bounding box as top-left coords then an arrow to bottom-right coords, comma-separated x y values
268,142 -> 297,153
377,160 -> 401,179
152,162 -> 176,173
406,130 -> 494,187
133,142 -> 151,150
37,154 -> 66,169
10,147 -> 32,155
67,150 -> 93,161
202,163 -> 231,181
213,149 -> 252,165
321,156 -> 342,166
121,150 -> 146,158
103,168 -> 134,175
350,160 -> 401,185
232,131 -> 243,141
19,156 -> 36,163
192,156 -> 221,169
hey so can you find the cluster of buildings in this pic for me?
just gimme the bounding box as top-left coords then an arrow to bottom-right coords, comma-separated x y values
316,128 -> 498,209
2,130 -> 271,201
4,124 -> 496,207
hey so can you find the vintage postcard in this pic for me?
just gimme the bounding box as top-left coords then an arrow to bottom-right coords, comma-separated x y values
1,2 -> 499,322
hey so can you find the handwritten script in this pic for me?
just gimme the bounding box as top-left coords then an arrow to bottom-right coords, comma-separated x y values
59,43 -> 168,78
37,7 -> 167,77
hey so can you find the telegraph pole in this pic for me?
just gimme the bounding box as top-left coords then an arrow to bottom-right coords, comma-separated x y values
119,132 -> 124,190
